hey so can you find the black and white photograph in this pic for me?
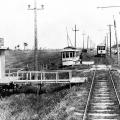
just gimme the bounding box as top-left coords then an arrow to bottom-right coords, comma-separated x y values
0,0 -> 120,119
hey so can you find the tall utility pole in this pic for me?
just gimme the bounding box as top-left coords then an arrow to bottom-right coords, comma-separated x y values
87,35 -> 89,49
113,16 -> 119,64
107,24 -> 112,57
72,25 -> 79,48
28,0 -> 44,71
106,33 -> 109,54
97,5 -> 120,58
104,36 -> 106,46
82,33 -> 85,49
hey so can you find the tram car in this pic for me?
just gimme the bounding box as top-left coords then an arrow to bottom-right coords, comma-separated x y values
97,44 -> 106,57
61,46 -> 80,66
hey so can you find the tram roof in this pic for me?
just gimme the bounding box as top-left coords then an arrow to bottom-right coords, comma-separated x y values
61,46 -> 79,52
97,44 -> 105,47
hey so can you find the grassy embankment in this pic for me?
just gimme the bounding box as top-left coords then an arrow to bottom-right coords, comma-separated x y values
1,49 -> 94,120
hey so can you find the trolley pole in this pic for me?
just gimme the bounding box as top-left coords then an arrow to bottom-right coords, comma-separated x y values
28,0 -> 44,71
72,25 -> 79,48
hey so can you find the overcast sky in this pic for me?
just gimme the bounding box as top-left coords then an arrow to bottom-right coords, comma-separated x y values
0,0 -> 120,49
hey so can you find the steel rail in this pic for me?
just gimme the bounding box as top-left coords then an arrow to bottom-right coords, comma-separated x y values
82,69 -> 96,120
109,69 -> 120,105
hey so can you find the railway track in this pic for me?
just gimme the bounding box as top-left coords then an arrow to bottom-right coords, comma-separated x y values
82,67 -> 120,120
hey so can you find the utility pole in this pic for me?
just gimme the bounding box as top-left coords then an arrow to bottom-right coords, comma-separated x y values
97,5 -> 120,58
113,16 -> 119,64
87,35 -> 89,49
104,36 -> 106,46
107,24 -> 112,57
106,33 -> 109,54
72,25 -> 79,48
82,33 -> 85,49
28,0 -> 44,71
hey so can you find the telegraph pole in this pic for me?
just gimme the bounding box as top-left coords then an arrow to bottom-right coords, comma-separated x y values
104,36 -> 106,46
106,33 -> 109,54
72,25 -> 79,48
113,16 -> 119,64
97,5 -> 120,58
107,25 -> 112,57
87,35 -> 89,49
82,33 -> 85,49
28,0 -> 44,71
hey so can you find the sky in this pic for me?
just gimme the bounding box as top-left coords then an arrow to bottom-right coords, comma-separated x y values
0,0 -> 120,49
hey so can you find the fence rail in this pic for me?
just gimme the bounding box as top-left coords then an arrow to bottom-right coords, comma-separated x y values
4,69 -> 90,84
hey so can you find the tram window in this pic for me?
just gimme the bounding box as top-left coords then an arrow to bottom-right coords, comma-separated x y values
101,46 -> 105,50
73,52 -> 75,57
66,52 -> 69,58
62,52 -> 65,58
70,52 -> 73,57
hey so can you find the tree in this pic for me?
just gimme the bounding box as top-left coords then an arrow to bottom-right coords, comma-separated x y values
17,45 -> 20,50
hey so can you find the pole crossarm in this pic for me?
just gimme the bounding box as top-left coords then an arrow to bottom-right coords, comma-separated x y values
72,25 -> 79,48
97,6 -> 120,9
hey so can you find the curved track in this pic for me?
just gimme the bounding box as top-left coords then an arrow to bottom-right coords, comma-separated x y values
82,68 -> 120,120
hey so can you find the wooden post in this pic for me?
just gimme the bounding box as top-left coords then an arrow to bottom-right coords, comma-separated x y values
69,71 -> 72,89
56,72 -> 59,83
30,72 -> 31,80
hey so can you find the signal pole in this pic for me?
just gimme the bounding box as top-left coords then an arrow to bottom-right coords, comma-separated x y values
28,0 -> 44,71
72,25 -> 79,48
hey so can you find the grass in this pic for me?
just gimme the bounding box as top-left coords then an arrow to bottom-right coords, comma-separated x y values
0,88 -> 70,120
42,80 -> 92,120
5,49 -> 62,70
2,49 -> 96,120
